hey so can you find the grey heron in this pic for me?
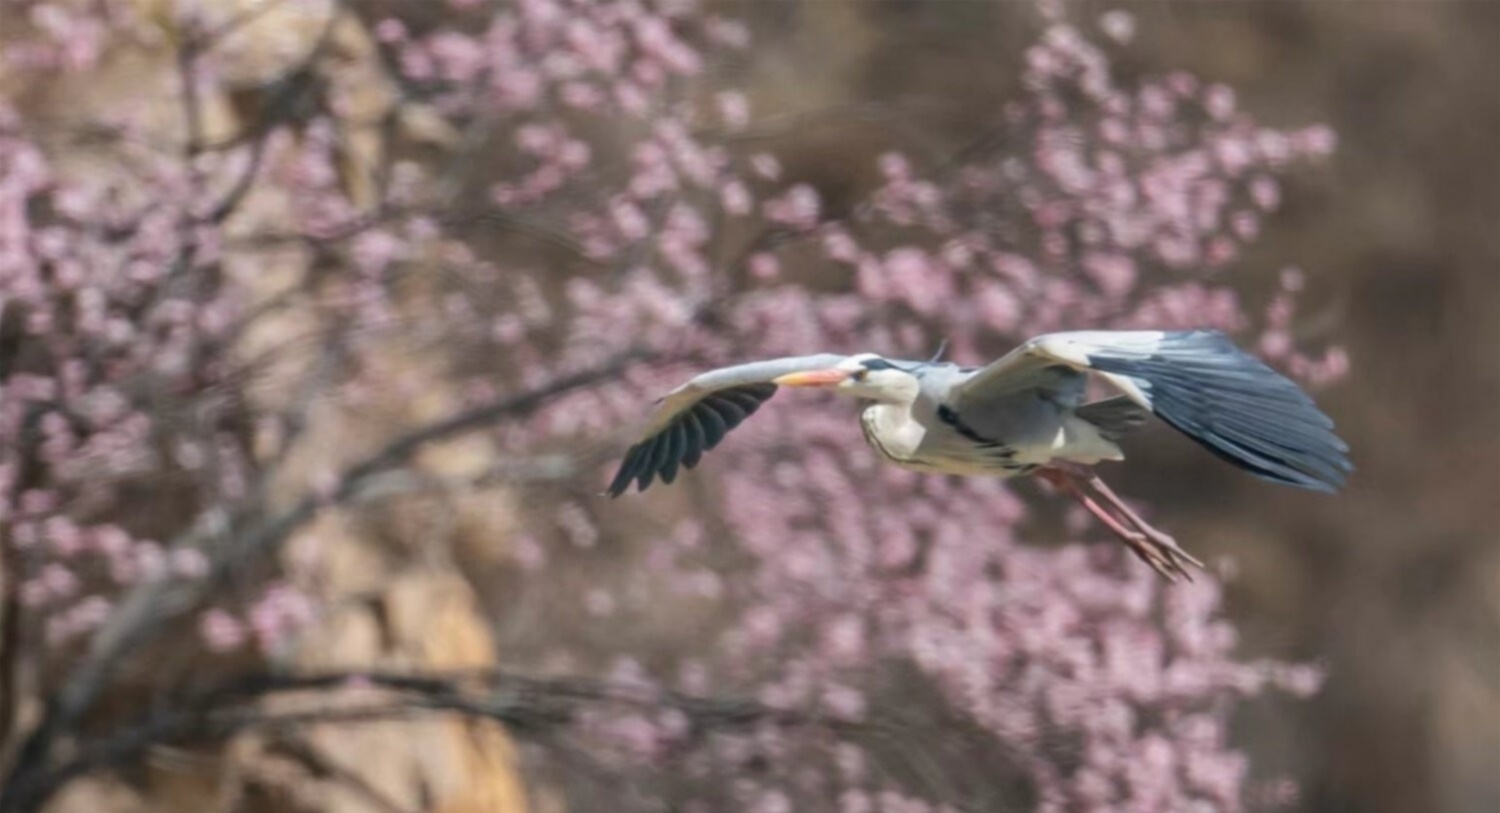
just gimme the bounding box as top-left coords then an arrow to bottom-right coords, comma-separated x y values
606,330 -> 1350,580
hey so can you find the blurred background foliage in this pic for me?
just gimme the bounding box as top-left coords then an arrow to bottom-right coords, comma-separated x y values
0,1 -> 1494,812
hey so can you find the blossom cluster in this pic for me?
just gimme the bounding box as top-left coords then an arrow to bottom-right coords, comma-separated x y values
462,5 -> 1337,810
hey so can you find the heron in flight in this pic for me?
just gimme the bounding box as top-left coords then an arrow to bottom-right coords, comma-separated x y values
606,330 -> 1350,580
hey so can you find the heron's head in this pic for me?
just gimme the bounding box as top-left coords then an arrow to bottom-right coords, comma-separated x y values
772,354 -> 920,404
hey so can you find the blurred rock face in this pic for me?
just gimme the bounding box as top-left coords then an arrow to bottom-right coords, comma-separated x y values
3,3 -> 529,812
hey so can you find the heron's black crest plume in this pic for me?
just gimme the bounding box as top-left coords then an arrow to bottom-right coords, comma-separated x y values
861,357 -> 932,376
927,339 -> 949,364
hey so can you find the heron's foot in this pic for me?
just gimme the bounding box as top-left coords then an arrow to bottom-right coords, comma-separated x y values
1117,507 -> 1204,581
1037,465 -> 1204,582
1117,526 -> 1201,582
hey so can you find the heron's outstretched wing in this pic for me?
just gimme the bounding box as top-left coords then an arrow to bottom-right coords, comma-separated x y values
606,354 -> 848,497
951,330 -> 1352,492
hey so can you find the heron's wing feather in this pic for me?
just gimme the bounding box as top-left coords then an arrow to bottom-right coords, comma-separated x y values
952,330 -> 1351,492
606,354 -> 848,497
1073,396 -> 1151,441
952,331 -> 1170,403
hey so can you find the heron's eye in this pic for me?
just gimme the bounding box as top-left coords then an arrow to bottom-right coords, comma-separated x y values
852,369 -> 869,382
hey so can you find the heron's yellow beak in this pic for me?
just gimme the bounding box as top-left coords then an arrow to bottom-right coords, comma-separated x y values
772,369 -> 850,387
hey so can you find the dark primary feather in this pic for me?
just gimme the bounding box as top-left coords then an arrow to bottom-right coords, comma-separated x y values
1085,330 -> 1352,492
605,382 -> 777,497
1074,396 -> 1151,442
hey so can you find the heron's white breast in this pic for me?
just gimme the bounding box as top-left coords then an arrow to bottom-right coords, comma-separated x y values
859,404 -> 1029,477
859,404 -> 927,461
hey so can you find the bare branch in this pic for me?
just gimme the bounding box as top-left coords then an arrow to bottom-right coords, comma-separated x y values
205,6 -> 342,224
0,349 -> 650,813
7,667 -> 871,810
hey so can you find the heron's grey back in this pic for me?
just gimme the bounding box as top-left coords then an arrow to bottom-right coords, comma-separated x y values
926,363 -> 1087,450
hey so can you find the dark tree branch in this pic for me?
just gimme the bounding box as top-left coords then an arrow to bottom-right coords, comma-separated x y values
0,349 -> 650,813
0,537 -> 22,772
8,668 -> 870,811
206,5 -> 342,224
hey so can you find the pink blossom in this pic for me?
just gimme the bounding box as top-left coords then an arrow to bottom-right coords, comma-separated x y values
878,151 -> 912,181
822,230 -> 862,264
375,18 -> 406,43
705,17 -> 751,49
882,247 -> 951,316
1204,84 -> 1237,120
748,253 -> 781,280
1251,175 -> 1282,210
1099,10 -> 1136,44
510,534 -> 546,579
721,180 -> 753,215
248,584 -> 317,652
716,91 -> 751,129
1082,252 -> 1137,297
200,608 -> 248,652
762,184 -> 820,229
610,198 -> 652,240
38,563 -> 78,599
1297,124 -> 1338,155
751,153 -> 782,180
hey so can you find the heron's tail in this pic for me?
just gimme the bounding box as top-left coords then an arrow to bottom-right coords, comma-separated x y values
1086,330 -> 1352,492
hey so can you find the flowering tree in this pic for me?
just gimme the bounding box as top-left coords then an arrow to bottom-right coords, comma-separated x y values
0,1 -> 1343,811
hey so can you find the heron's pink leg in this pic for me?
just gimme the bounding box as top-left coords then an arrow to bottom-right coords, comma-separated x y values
1038,471 -> 1149,546
1036,467 -> 1202,581
1074,470 -> 1204,571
